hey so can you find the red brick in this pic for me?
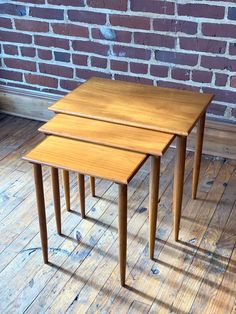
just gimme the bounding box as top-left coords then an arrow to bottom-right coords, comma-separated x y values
4,58 -> 36,72
0,17 -> 12,29
3,45 -> 18,56
35,35 -> 69,49
229,43 -> 236,55
232,108 -> 236,118
109,15 -> 150,30
17,0 -> 45,3
72,40 -> 109,56
0,31 -> 32,44
15,19 -> 49,33
38,49 -> 52,60
158,80 -> 200,91
192,70 -> 212,83
115,74 -> 154,85
30,7 -> 64,20
131,0 -> 175,15
87,0 -> 127,11
91,57 -> 107,68
0,3 -> 26,16
203,87 -> 236,104
48,0 -> 84,5
202,23 -> 236,39
201,56 -> 236,71
68,10 -> 106,25
0,69 -> 22,81
130,62 -> 148,74
231,76 -> 236,88
215,73 -> 228,87
21,47 -> 36,57
150,65 -> 169,78
172,68 -> 190,81
134,32 -> 175,48
76,69 -> 111,80
72,54 -> 88,66
156,51 -> 198,66
110,60 -> 128,72
52,23 -> 88,37
39,63 -> 73,78
153,19 -> 197,35
180,37 -> 226,54
25,73 -> 58,88
113,46 -> 151,60
92,28 -> 131,43
178,4 -> 225,19
208,103 -> 226,116
60,79 -> 80,91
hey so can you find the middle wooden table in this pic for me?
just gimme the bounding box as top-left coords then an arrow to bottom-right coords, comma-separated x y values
49,77 -> 214,241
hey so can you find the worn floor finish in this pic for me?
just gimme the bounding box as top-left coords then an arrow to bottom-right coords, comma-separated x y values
0,114 -> 235,314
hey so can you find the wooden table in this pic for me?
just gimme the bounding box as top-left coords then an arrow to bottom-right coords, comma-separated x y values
50,77 -> 214,240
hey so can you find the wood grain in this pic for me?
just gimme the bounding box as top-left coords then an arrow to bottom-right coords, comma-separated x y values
23,135 -> 147,184
49,77 -> 213,136
39,114 -> 174,156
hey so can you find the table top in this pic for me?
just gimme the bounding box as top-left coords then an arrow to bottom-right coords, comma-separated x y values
49,77 -> 214,136
23,136 -> 147,184
39,114 -> 174,156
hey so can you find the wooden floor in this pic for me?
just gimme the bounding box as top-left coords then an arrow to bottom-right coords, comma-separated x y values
0,113 -> 235,314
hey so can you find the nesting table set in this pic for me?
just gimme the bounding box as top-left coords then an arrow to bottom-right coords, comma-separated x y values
23,77 -> 213,286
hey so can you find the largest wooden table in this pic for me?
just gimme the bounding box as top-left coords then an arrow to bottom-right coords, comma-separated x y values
50,77 -> 214,241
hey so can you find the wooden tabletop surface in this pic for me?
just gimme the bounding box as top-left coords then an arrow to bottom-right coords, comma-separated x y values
49,77 -> 214,136
39,114 -> 174,156
23,136 -> 147,184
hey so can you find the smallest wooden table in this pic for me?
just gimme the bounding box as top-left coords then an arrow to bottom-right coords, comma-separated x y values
23,135 -> 148,286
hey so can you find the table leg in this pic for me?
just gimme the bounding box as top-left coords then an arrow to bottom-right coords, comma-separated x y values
118,184 -> 127,287
78,174 -> 85,218
62,170 -> 70,211
149,156 -> 160,260
173,136 -> 187,241
51,167 -> 61,235
192,113 -> 206,199
33,163 -> 48,264
90,176 -> 95,197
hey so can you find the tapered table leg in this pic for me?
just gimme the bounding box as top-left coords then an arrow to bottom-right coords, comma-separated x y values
78,173 -> 85,218
51,167 -> 61,235
33,163 -> 48,264
173,136 -> 187,241
118,184 -> 127,287
149,156 -> 160,260
192,113 -> 206,199
62,170 -> 70,211
90,176 -> 95,197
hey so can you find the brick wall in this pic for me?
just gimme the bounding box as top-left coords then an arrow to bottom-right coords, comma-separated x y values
0,0 -> 236,122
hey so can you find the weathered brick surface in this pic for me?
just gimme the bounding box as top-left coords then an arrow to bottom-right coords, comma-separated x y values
0,1 -> 235,122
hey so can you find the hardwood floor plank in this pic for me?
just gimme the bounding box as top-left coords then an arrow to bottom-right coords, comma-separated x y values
191,198 -> 236,314
163,160 -> 235,313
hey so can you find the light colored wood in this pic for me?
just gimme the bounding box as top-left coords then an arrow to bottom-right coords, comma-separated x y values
62,170 -> 70,211
78,173 -> 85,219
173,135 -> 187,241
51,167 -> 61,235
49,77 -> 213,136
33,163 -> 48,264
0,86 -> 57,121
149,156 -> 160,260
118,184 -> 128,287
23,136 -> 147,184
90,176 -> 95,197
39,114 -> 174,156
192,113 -> 206,199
